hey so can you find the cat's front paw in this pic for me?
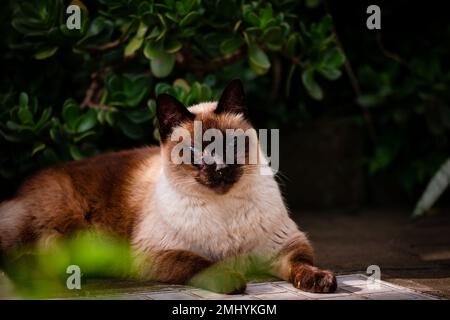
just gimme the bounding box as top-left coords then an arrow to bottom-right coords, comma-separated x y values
290,265 -> 337,293
188,267 -> 247,294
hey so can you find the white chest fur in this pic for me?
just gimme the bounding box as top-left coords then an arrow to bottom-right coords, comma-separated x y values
133,169 -> 299,261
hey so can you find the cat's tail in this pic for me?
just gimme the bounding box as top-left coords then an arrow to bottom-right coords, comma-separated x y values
0,199 -> 27,254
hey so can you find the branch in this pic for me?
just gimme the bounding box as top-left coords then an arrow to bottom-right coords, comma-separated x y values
80,72 -> 114,111
175,46 -> 247,76
376,33 -> 410,69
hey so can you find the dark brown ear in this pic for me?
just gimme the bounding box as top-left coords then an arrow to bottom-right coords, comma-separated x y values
214,79 -> 247,116
156,94 -> 195,141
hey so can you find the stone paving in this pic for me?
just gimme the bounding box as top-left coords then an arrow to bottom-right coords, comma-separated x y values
100,274 -> 441,300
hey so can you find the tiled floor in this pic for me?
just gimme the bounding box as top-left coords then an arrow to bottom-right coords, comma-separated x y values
103,274 -> 441,300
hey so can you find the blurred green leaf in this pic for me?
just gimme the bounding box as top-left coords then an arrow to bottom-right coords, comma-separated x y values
150,52 -> 175,78
76,109 -> 97,133
220,36 -> 244,55
164,37 -> 182,53
318,67 -> 341,80
124,22 -> 148,57
248,44 -> 271,75
31,143 -> 46,156
302,68 -> 323,100
117,116 -> 144,139
34,47 -> 58,60
179,11 -> 201,27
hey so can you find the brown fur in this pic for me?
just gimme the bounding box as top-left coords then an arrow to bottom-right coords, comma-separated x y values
0,147 -> 160,250
277,237 -> 336,293
139,249 -> 214,284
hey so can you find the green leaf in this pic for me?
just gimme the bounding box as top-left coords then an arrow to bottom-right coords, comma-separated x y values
125,36 -> 144,57
117,117 -> 144,140
69,145 -> 85,160
220,36 -> 244,55
31,143 -> 46,156
146,26 -> 161,39
258,5 -> 274,28
124,22 -> 148,57
318,67 -> 342,80
18,107 -> 34,125
49,126 -> 62,143
147,99 -> 157,117
369,146 -> 394,174
35,107 -> 52,132
324,48 -> 346,69
179,12 -> 201,27
248,44 -> 271,75
150,53 -> 175,78
0,129 -> 22,142
62,100 -> 81,129
302,69 -> 323,100
190,82 -> 202,102
19,92 -> 29,109
286,64 -> 297,97
6,120 -> 30,131
155,82 -> 172,95
144,40 -> 163,59
285,34 -> 297,57
84,16 -> 106,38
34,47 -> 58,60
74,131 -> 96,143
261,26 -> 282,44
125,108 -> 153,124
76,109 -> 97,133
173,79 -> 191,92
164,37 -> 182,53
317,15 -> 332,36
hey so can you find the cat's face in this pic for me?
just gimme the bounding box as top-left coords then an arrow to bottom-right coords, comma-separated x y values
157,80 -> 258,195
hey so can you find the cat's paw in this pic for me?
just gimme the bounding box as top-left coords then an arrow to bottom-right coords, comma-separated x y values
188,267 -> 247,294
291,265 -> 337,293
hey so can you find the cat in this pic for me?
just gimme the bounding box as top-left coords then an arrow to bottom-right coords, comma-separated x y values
0,79 -> 337,294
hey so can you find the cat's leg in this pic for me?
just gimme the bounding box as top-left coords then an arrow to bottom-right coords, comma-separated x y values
137,249 -> 247,294
272,235 -> 337,293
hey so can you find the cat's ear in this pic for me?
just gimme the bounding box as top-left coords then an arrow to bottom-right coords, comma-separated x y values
214,79 -> 247,116
156,94 -> 195,141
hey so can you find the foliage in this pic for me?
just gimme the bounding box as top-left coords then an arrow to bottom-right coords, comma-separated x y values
3,231 -> 135,298
357,49 -> 450,194
0,0 -> 345,192
3,229 -> 275,298
0,0 -> 449,203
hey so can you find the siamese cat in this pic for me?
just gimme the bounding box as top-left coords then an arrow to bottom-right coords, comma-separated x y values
0,80 -> 337,294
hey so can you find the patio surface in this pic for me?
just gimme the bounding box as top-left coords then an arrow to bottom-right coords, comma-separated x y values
81,274 -> 440,300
